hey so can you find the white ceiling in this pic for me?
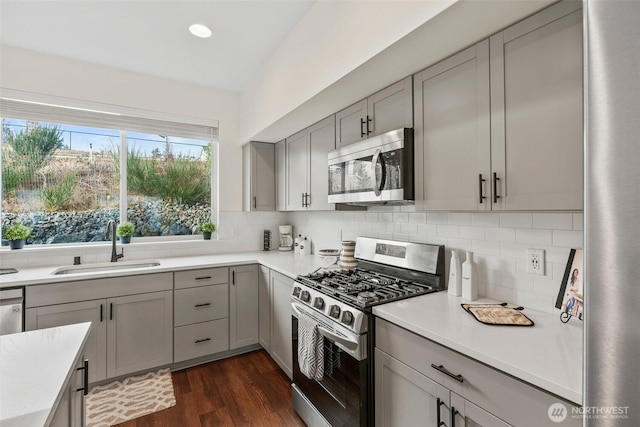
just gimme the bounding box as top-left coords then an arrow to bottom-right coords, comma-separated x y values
0,0 -> 315,93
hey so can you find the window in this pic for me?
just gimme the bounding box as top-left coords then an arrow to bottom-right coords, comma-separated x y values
1,98 -> 217,246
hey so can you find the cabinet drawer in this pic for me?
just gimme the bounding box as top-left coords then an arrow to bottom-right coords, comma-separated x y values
174,284 -> 229,327
174,319 -> 229,362
376,319 -> 580,427
174,268 -> 228,290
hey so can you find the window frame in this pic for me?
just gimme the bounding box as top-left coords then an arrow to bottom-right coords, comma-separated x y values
0,93 -> 219,246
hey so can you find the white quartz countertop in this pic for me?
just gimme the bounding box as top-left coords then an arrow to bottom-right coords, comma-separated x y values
0,322 -> 91,427
0,251 -> 326,288
373,292 -> 583,405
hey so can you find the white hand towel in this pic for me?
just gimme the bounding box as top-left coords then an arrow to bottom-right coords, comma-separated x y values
297,310 -> 324,380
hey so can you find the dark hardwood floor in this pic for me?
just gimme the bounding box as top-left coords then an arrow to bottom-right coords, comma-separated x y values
115,350 -> 306,427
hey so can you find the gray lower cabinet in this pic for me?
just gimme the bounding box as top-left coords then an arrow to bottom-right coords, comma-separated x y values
106,291 -> 173,378
50,351 -> 87,427
375,319 -> 580,427
173,268 -> 230,362
258,265 -> 271,351
26,273 -> 174,383
229,265 -> 259,349
269,270 -> 293,379
26,300 -> 107,383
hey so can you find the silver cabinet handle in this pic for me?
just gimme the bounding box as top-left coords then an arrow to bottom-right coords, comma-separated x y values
431,363 -> 464,382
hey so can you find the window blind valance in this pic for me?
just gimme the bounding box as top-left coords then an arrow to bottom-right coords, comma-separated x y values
0,98 -> 218,141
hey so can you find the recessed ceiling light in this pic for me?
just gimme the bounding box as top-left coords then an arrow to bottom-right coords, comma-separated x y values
189,24 -> 212,39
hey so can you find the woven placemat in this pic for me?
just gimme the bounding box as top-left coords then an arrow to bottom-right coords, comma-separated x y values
461,303 -> 534,326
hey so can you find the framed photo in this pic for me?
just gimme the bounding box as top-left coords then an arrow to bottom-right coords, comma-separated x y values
555,249 -> 584,320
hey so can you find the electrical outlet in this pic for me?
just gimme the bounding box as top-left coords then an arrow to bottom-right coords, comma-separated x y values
526,249 -> 545,275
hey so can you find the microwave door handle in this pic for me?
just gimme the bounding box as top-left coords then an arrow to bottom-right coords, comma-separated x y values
371,149 -> 387,196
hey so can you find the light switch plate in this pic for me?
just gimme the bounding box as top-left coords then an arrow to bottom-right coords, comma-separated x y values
526,249 -> 545,275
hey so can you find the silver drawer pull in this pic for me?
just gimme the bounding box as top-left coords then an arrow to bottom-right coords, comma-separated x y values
431,364 -> 464,383
195,276 -> 212,280
195,338 -> 211,344
194,302 -> 211,308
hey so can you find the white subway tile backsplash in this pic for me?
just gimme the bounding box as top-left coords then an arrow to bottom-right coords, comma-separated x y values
393,212 -> 409,223
472,240 -> 501,256
409,212 -> 427,223
386,222 -> 402,233
437,225 -> 460,238
409,234 -> 428,244
533,275 -> 562,297
472,212 -> 500,227
426,236 -> 448,246
552,263 -> 568,281
515,229 -> 553,245
400,223 -> 418,235
380,212 -> 393,223
542,247 -> 573,264
366,213 -> 379,222
459,226 -> 485,240
573,213 -> 584,230
485,285 -> 517,304
418,223 -> 438,236
516,292 -> 555,313
447,212 -> 472,225
499,212 -> 533,228
499,242 -> 528,258
446,238 -> 473,252
427,212 -> 448,224
400,205 -> 417,213
392,233 -> 410,242
501,271 -> 534,292
485,227 -> 516,243
552,230 -> 584,248
533,213 -> 573,230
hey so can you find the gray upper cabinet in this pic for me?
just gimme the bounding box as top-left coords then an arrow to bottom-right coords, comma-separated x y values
414,40 -> 491,211
335,76 -> 413,148
285,115 -> 335,211
243,141 -> 275,211
275,139 -> 286,211
415,1 -> 582,211
490,1 -> 583,211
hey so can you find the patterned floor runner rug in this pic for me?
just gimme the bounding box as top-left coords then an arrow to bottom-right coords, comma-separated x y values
85,368 -> 176,427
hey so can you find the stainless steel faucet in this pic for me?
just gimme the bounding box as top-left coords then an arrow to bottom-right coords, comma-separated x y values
105,220 -> 124,262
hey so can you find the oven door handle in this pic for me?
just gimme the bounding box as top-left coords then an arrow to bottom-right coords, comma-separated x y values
371,149 -> 386,196
317,326 -> 358,351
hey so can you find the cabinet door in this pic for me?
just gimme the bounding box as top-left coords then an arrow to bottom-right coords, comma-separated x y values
335,99 -> 367,148
307,115 -> 336,211
490,1 -> 583,210
258,266 -> 271,351
375,348 -> 450,427
367,76 -> 413,137
106,290 -> 173,378
451,392 -> 512,427
275,139 -> 287,211
229,265 -> 259,349
414,41 -> 491,211
270,270 -> 293,379
285,129 -> 309,211
26,300 -> 107,383
251,142 -> 276,211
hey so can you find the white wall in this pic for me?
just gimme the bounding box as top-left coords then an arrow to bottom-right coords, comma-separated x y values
0,46 -> 243,211
290,207 -> 583,314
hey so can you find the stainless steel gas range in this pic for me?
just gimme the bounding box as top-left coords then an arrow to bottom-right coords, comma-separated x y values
291,237 -> 445,427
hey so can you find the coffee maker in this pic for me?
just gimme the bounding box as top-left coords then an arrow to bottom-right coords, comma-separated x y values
278,225 -> 294,251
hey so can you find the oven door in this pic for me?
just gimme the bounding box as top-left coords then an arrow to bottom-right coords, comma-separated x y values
291,304 -> 367,427
328,128 -> 413,204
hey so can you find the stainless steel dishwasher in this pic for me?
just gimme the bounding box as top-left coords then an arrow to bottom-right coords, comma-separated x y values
0,287 -> 24,335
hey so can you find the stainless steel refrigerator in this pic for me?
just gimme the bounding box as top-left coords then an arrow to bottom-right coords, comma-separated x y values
585,0 -> 640,426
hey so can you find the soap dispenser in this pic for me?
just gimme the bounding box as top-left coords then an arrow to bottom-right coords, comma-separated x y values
461,251 -> 478,301
447,250 -> 462,296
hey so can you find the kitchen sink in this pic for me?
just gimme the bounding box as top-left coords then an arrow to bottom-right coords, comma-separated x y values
52,260 -> 161,275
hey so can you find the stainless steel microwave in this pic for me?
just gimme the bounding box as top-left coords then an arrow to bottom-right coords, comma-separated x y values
328,128 -> 414,205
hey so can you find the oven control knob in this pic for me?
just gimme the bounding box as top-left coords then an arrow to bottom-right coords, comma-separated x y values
313,297 -> 325,309
300,290 -> 310,302
341,311 -> 354,325
329,305 -> 341,319
293,287 -> 301,297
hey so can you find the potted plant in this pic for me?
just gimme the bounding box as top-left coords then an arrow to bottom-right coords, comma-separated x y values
201,221 -> 216,240
4,223 -> 31,250
116,222 -> 135,244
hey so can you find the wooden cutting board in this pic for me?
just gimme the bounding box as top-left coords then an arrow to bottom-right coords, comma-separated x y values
461,303 -> 534,326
